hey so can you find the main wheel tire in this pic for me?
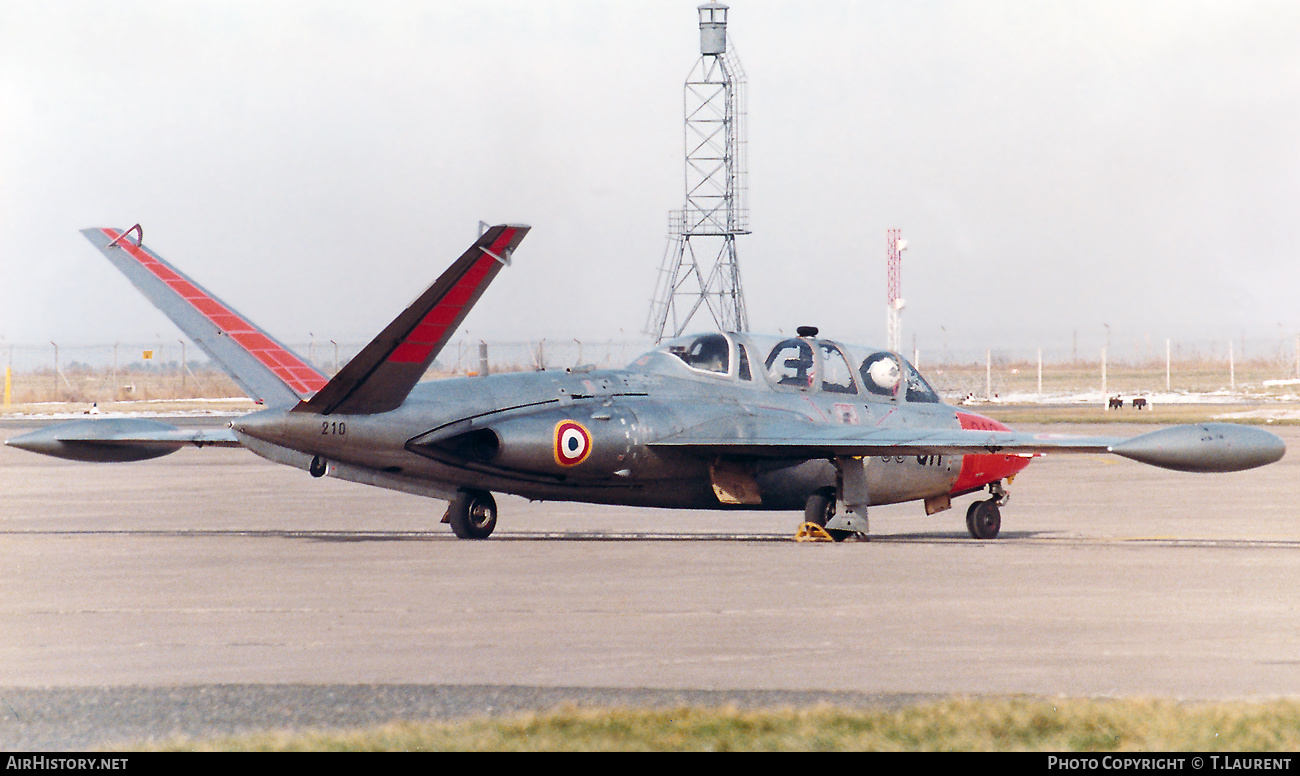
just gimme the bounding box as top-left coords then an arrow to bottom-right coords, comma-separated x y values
449,490 -> 498,539
966,499 -> 1001,540
804,487 -> 852,542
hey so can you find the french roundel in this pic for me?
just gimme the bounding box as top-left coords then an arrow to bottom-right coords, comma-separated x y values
554,420 -> 593,466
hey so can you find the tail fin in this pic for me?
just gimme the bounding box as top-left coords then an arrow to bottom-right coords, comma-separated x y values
82,226 -> 327,406
295,224 -> 530,416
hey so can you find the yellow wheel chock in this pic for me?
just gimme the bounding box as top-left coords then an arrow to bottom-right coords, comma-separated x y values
794,522 -> 834,542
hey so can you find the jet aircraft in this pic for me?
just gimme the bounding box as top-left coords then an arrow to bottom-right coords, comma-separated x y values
7,225 -> 1287,541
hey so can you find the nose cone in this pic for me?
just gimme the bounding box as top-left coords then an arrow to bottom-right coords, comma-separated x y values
1112,423 -> 1286,473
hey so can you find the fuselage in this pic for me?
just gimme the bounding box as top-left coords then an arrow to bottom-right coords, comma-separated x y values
232,332 -> 1030,512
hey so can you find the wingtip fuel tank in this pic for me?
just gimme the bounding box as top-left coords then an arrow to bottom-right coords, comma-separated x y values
4,417 -> 241,462
1110,423 -> 1286,473
5,418 -> 188,462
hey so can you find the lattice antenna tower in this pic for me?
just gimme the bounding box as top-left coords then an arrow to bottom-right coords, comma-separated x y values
886,230 -> 907,353
646,3 -> 750,343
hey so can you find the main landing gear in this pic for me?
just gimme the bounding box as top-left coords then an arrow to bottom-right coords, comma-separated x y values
802,486 -> 858,542
446,489 -> 498,539
965,480 -> 1009,540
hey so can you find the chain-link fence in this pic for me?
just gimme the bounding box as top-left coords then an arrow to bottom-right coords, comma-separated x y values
3,337 -> 1299,406
0,339 -> 652,405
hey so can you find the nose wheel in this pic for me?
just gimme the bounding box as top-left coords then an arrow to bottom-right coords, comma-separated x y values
965,499 -> 1001,540
966,481 -> 1007,540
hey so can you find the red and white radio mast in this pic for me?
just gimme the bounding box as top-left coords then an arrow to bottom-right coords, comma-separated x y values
886,229 -> 907,353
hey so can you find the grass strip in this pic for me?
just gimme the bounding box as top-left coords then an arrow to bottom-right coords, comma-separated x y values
133,697 -> 1300,751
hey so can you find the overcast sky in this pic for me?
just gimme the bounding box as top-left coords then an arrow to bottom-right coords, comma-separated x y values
5,0 -> 1300,364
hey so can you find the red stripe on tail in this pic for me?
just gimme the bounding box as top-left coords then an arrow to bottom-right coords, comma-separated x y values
100,228 -> 328,396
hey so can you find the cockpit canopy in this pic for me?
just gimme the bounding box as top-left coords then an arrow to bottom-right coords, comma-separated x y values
646,332 -> 940,403
666,332 -> 731,374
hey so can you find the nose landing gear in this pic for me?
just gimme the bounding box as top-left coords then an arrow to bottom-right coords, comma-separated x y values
966,480 -> 1008,540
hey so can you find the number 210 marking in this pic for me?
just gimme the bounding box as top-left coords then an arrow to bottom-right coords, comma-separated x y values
321,421 -> 347,436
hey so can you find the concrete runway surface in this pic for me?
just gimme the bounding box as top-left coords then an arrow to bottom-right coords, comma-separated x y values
2,418 -> 1299,748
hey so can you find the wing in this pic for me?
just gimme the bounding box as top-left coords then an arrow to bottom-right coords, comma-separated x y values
82,226 -> 328,406
649,417 -> 1285,473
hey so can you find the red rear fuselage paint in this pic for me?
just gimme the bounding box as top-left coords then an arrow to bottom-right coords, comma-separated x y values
948,411 -> 1033,494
